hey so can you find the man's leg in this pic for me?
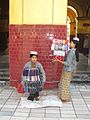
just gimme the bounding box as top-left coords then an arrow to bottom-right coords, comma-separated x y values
27,94 -> 34,101
34,92 -> 39,101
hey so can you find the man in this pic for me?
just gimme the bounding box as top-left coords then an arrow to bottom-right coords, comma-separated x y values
22,51 -> 46,101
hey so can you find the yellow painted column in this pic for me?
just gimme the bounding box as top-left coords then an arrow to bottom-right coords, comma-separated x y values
23,0 -> 52,24
10,0 -> 67,25
23,0 -> 67,25
53,0 -> 67,25
9,0 -> 23,24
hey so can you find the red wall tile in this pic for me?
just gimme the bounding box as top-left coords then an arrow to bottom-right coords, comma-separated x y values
9,25 -> 67,89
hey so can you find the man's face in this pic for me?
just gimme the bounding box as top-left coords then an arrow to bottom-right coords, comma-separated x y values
31,55 -> 37,64
70,41 -> 75,48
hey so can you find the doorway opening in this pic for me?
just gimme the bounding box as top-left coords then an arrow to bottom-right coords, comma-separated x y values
0,0 -> 9,54
0,0 -> 9,83
67,6 -> 78,40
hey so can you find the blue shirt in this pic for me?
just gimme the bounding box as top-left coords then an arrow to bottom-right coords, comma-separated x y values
64,48 -> 77,72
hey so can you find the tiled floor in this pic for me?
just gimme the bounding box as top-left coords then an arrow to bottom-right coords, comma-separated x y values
0,82 -> 90,120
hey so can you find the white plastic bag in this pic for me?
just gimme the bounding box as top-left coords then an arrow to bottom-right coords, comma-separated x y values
20,95 -> 63,108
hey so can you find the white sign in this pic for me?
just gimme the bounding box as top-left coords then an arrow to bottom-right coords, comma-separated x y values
53,50 -> 65,56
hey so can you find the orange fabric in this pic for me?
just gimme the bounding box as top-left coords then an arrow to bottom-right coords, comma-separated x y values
17,82 -> 24,93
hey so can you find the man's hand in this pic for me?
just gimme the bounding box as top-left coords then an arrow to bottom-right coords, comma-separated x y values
52,57 -> 64,64
52,57 -> 59,62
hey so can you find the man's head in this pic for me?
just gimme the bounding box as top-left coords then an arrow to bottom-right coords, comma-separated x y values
30,51 -> 38,64
70,37 -> 79,49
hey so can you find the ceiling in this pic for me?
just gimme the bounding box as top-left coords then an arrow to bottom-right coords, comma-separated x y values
68,0 -> 90,17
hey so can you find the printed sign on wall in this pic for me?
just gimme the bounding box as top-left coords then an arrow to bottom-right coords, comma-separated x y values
46,33 -> 69,57
51,38 -> 69,56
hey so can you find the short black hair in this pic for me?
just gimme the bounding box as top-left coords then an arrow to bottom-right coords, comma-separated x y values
71,40 -> 79,49
30,54 -> 38,58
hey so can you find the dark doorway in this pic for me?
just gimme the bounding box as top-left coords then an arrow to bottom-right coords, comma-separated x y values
0,0 -> 9,84
0,0 -> 9,55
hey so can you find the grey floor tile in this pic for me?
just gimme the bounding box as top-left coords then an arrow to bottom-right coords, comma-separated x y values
61,110 -> 75,114
30,110 -> 45,114
6,99 -> 19,102
45,113 -> 60,118
15,108 -> 30,112
77,114 -> 90,119
27,117 -> 43,120
75,110 -> 90,114
0,111 -> 14,116
13,112 -> 29,117
1,108 -> 15,112
61,114 -> 76,118
46,109 -> 60,114
45,107 -> 60,110
0,104 -> 4,107
60,107 -> 74,111
44,118 -> 59,120
3,105 -> 17,109
10,116 -> 27,120
87,104 -> 90,108
72,101 -> 85,104
84,98 -> 90,102
74,107 -> 89,111
31,108 -> 45,113
72,97 -> 84,101
73,105 -> 87,108
58,118 -> 75,120
0,116 -> 11,120
5,101 -> 19,105
30,113 -> 45,117
74,119 -> 90,120
63,103 -> 73,107
0,100 -> 5,103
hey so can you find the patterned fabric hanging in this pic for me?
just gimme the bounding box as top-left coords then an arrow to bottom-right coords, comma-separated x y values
22,67 -> 42,94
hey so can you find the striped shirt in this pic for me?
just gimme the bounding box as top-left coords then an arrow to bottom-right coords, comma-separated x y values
22,61 -> 46,83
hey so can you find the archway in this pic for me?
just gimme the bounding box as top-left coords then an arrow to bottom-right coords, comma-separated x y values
87,5 -> 90,17
67,6 -> 78,40
67,5 -> 89,72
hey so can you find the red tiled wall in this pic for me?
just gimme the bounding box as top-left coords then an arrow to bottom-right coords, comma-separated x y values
9,25 -> 67,88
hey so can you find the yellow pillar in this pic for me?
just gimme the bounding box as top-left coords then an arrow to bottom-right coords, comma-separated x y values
53,0 -> 67,25
10,0 -> 67,25
9,0 -> 23,24
9,0 -> 68,88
